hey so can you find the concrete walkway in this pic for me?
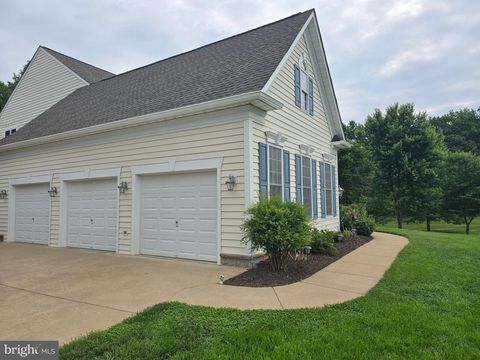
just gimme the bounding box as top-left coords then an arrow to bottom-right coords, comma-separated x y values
173,232 -> 408,309
0,232 -> 407,343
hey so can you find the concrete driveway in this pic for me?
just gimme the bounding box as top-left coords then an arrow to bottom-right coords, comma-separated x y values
0,243 -> 242,344
0,232 -> 408,344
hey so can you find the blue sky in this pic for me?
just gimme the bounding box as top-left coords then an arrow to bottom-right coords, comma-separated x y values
1,0 -> 478,122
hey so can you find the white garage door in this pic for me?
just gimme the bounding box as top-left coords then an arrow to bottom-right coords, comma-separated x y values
140,171 -> 218,262
14,183 -> 50,244
67,178 -> 118,251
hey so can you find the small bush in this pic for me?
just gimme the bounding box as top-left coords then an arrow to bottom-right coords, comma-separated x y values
341,203 -> 375,236
309,228 -> 337,255
242,196 -> 310,271
342,230 -> 353,241
354,218 -> 375,236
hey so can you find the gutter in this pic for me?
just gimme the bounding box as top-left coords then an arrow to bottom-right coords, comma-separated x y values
332,140 -> 352,150
0,91 -> 282,153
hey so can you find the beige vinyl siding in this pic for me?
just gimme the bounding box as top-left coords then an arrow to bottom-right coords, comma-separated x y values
253,35 -> 340,231
0,107 -> 247,256
0,48 -> 87,137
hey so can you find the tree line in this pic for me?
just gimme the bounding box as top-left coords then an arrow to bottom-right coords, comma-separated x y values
339,103 -> 480,234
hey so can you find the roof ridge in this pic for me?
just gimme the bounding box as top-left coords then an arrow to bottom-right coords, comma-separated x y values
95,9 -> 314,83
40,46 -> 115,77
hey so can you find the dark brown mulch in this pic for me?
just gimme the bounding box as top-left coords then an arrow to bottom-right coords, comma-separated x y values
223,235 -> 373,287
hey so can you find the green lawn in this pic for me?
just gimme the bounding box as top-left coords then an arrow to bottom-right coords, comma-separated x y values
384,219 -> 479,234
60,228 -> 480,359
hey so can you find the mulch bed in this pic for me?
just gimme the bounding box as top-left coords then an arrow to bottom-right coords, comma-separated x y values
224,235 -> 373,287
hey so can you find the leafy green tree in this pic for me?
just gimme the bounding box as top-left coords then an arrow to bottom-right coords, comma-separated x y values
441,152 -> 480,234
364,103 -> 445,229
430,108 -> 480,155
0,62 -> 29,112
338,121 -> 375,205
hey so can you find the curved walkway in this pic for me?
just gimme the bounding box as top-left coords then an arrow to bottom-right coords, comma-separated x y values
172,232 -> 409,309
0,232 -> 407,343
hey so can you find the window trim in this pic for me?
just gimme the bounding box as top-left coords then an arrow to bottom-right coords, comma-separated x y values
300,155 -> 314,218
266,143 -> 284,200
4,128 -> 16,137
298,67 -> 313,116
323,162 -> 335,218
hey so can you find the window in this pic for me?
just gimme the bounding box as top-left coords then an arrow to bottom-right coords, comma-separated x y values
325,163 -> 333,216
268,145 -> 283,198
4,128 -> 16,137
294,63 -> 314,115
300,71 -> 308,111
302,157 -> 312,215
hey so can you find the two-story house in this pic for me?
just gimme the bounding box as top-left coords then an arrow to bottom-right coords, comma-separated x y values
0,9 -> 349,266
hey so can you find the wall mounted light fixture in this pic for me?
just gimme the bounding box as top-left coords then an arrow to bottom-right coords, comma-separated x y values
47,187 -> 58,197
0,190 -> 7,199
118,181 -> 128,194
225,175 -> 237,191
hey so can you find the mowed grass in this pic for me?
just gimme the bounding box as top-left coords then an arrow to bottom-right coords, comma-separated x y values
384,219 -> 479,234
60,228 -> 480,359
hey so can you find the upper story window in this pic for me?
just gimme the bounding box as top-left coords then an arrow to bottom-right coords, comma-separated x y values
4,128 -> 16,137
294,57 -> 314,116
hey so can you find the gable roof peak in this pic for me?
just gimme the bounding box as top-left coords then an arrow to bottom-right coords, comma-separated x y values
0,10 -> 313,147
40,46 -> 114,83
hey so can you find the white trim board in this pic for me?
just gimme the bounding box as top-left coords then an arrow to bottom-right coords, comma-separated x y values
131,158 -> 223,175
0,91 -> 282,153
262,13 -> 314,92
9,175 -> 52,186
59,168 -> 121,181
261,11 -> 345,141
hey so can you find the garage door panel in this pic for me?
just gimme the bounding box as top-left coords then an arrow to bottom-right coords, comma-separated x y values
67,179 -> 117,251
140,171 -> 217,261
15,183 -> 51,245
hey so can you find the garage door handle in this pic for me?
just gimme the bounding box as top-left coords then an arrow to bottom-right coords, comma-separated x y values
90,219 -> 94,225
175,220 -> 179,228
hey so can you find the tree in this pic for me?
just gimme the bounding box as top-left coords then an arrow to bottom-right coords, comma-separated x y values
430,108 -> 480,155
338,121 -> 375,205
0,62 -> 29,112
364,103 -> 445,229
441,152 -> 480,234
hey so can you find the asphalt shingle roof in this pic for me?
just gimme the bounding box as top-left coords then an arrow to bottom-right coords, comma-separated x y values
42,46 -> 114,83
1,10 -> 312,146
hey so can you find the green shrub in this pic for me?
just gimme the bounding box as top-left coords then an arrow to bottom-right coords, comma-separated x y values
242,196 -> 310,270
354,218 -> 375,236
309,228 -> 337,255
341,203 -> 375,236
342,229 -> 353,241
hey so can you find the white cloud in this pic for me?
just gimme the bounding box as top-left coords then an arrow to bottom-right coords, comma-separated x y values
378,39 -> 452,77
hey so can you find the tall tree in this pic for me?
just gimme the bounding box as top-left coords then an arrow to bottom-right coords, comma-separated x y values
430,108 -> 480,155
338,121 -> 375,205
364,103 -> 444,228
0,62 -> 29,112
441,152 -> 480,234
